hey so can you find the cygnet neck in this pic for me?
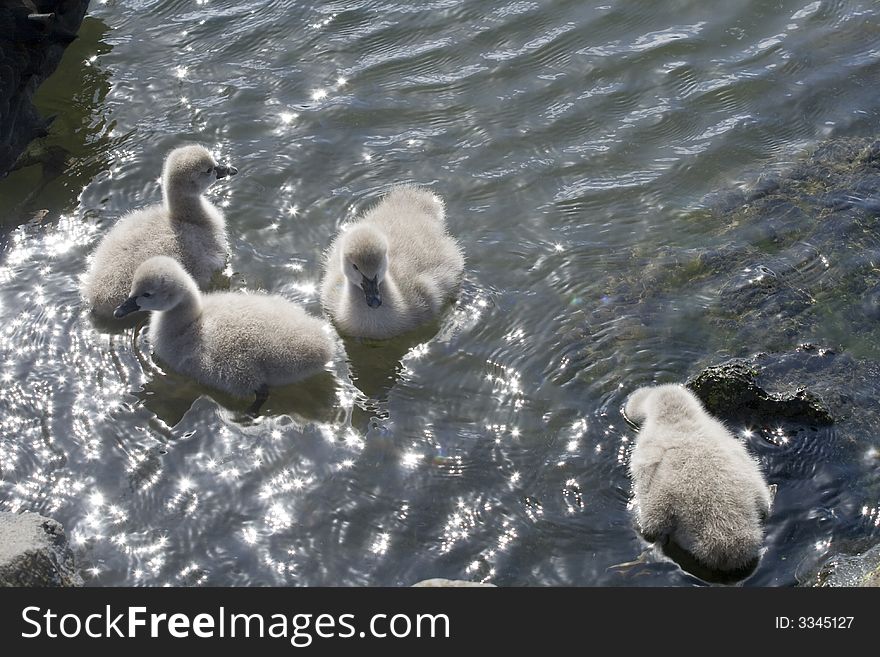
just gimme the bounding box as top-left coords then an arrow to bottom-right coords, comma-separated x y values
164,183 -> 212,224
163,282 -> 204,327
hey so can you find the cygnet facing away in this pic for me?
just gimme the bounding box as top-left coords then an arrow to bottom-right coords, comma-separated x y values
625,384 -> 773,574
82,144 -> 236,321
115,256 -> 335,414
320,185 -> 464,339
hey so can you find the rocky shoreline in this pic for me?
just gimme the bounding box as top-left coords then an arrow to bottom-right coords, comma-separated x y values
0,0 -> 90,178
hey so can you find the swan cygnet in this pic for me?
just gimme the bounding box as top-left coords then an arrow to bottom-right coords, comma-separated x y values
114,256 -> 335,412
625,384 -> 773,573
82,145 -> 237,321
320,185 -> 464,339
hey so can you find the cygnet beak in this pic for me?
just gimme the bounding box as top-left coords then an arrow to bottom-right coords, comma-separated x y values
361,275 -> 381,308
114,296 -> 141,318
215,164 -> 238,179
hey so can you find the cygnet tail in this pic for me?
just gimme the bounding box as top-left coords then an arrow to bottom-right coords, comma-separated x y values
385,185 -> 446,223
688,515 -> 764,573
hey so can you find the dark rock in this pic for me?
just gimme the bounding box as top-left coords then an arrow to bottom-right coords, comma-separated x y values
0,511 -> 82,587
0,0 -> 90,178
687,352 -> 834,426
688,347 -> 880,442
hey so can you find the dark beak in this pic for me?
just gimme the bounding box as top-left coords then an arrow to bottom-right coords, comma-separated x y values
215,163 -> 238,179
362,275 -> 381,308
114,296 -> 141,318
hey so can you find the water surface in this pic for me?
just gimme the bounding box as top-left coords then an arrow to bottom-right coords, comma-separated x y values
1,0 -> 879,586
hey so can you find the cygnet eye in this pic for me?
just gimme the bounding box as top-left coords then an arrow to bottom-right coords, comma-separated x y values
142,292 -> 152,298
352,264 -> 359,272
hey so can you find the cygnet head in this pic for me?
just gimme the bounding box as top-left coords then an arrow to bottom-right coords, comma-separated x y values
625,384 -> 704,424
340,224 -> 389,308
114,256 -> 198,318
162,144 -> 237,198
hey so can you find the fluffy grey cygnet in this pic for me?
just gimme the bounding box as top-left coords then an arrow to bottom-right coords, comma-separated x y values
115,256 -> 334,411
82,145 -> 236,320
625,384 -> 773,573
320,185 -> 464,339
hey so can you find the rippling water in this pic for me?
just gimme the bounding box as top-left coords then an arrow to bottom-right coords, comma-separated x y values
1,0 -> 879,586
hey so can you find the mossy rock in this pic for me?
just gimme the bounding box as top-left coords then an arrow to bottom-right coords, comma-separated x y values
687,346 -> 880,444
687,352 -> 833,426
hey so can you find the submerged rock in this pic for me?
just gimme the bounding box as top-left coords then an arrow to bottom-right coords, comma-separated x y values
0,0 -> 91,178
576,136 -> 880,362
0,511 -> 82,587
